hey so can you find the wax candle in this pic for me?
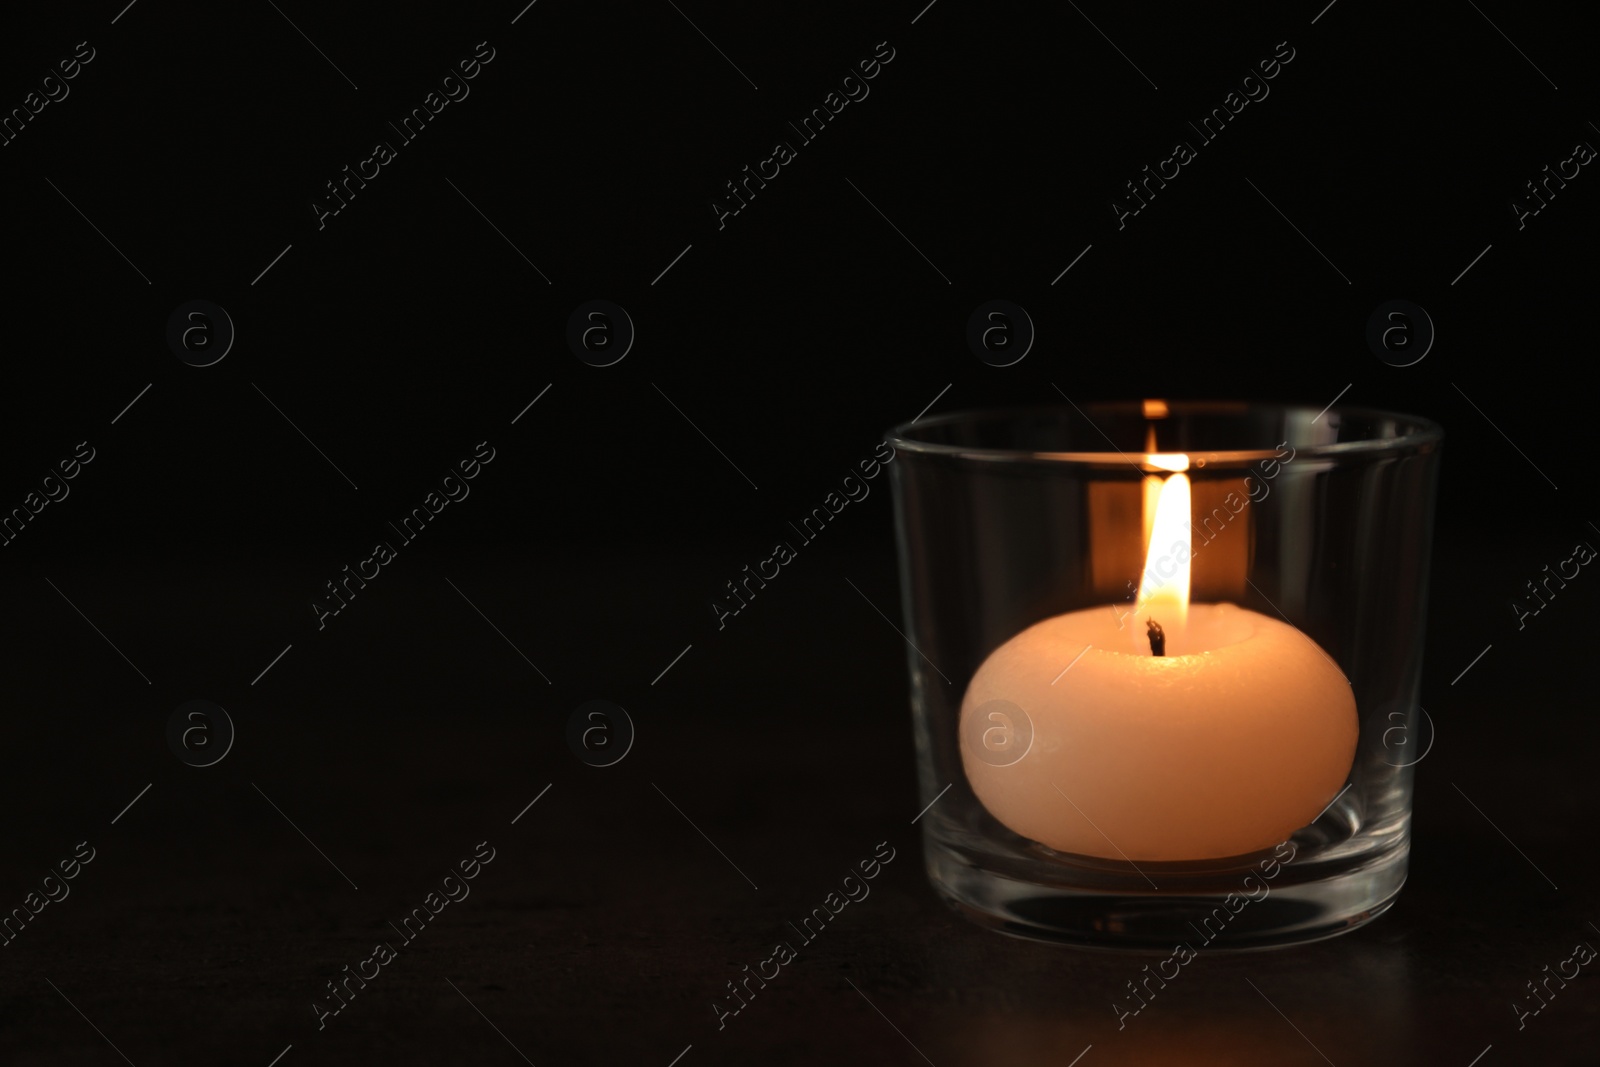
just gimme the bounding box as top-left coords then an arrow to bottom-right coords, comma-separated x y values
959,457 -> 1358,862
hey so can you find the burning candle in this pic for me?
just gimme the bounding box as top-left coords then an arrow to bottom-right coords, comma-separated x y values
959,454 -> 1358,862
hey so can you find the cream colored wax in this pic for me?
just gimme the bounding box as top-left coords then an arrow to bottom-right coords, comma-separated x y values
959,602 -> 1358,862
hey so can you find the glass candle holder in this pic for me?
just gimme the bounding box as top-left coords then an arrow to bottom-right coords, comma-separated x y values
887,401 -> 1443,949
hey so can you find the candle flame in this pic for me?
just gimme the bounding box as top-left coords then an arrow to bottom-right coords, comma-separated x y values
1137,465 -> 1191,629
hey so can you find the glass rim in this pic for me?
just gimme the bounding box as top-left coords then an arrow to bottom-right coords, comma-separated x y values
885,401 -> 1444,465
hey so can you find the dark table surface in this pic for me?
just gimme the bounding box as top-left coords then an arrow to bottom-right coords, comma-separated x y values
2,538 -> 1595,1067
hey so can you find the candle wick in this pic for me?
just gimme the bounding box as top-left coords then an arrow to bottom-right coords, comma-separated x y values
1146,619 -> 1165,657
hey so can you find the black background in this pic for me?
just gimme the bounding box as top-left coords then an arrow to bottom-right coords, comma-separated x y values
0,1 -> 1596,1064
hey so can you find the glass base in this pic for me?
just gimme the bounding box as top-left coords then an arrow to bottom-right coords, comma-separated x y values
925,833 -> 1409,951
